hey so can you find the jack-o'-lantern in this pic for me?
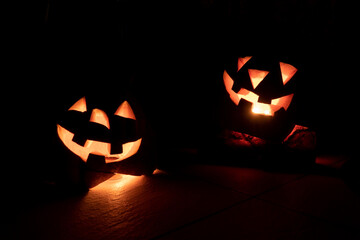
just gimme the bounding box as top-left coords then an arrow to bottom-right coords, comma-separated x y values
217,56 -> 316,165
222,56 -> 299,141
224,56 -> 296,117
54,90 -> 158,190
57,97 -> 142,163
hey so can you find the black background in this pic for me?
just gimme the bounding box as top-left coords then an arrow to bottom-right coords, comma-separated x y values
7,0 -> 357,186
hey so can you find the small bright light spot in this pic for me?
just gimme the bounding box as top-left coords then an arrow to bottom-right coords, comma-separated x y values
152,169 -> 168,175
252,106 -> 261,114
251,104 -> 272,116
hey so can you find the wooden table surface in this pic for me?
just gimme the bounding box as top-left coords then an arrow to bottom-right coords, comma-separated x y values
8,155 -> 360,240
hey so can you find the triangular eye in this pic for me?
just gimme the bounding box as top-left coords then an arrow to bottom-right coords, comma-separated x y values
114,101 -> 136,120
237,56 -> 252,71
90,109 -> 110,129
248,69 -> 269,89
68,97 -> 87,112
279,62 -> 297,85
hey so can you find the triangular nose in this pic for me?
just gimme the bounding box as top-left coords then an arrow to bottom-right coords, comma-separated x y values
90,109 -> 110,129
248,69 -> 269,89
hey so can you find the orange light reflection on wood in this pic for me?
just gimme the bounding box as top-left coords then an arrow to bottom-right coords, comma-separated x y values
91,173 -> 145,191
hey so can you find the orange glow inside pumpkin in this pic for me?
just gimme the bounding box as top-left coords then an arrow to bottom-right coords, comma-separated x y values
248,69 -> 269,89
68,96 -> 87,112
57,97 -> 142,163
223,57 -> 296,116
279,62 -> 297,85
115,101 -> 137,120
90,109 -> 110,129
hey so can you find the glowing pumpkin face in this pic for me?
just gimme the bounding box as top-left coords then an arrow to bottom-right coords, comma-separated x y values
223,56 -> 297,116
222,56 -> 299,141
57,97 -> 142,163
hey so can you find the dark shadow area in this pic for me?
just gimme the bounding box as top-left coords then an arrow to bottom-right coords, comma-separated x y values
341,158 -> 360,194
158,148 -> 360,195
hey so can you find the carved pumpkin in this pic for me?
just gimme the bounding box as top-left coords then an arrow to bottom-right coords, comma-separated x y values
224,56 -> 296,117
217,56 -> 316,165
222,56 -> 298,141
57,97 -> 142,164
